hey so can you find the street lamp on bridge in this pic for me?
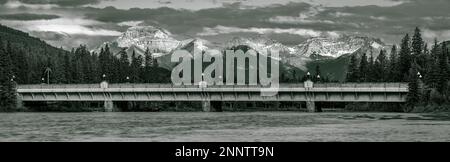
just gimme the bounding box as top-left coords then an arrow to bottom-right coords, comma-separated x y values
44,67 -> 51,84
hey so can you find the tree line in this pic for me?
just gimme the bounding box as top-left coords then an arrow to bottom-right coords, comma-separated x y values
0,43 -> 171,111
0,23 -> 171,111
345,27 -> 450,111
65,44 -> 170,84
0,41 -> 171,86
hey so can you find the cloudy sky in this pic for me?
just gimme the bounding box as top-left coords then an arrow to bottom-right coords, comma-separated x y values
0,0 -> 449,49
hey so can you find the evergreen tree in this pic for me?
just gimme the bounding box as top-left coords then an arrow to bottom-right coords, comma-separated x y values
437,41 -> 449,95
346,54 -> 359,82
420,42 -> 433,82
428,59 -> 440,88
368,50 -> 375,81
144,48 -> 153,67
314,65 -> 321,82
73,45 -> 93,83
388,45 -> 400,82
374,50 -> 387,82
104,44 -> 115,82
13,48 -> 30,84
411,27 -> 424,59
291,70 -> 298,83
130,50 -> 144,83
89,52 -> 100,83
98,47 -> 107,78
111,57 -> 121,83
63,52 -> 72,83
0,43 -> 17,111
424,43 -> 429,55
118,48 -> 130,82
406,64 -> 420,111
52,54 -> 66,84
424,40 -> 439,87
431,39 -> 439,60
153,57 -> 159,68
399,34 -> 412,81
359,53 -> 368,82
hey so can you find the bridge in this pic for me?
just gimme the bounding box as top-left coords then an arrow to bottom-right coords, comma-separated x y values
16,81 -> 409,112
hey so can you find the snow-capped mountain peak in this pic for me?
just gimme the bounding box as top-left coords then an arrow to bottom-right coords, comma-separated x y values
226,36 -> 294,55
94,26 -> 389,72
115,25 -> 180,54
296,35 -> 388,58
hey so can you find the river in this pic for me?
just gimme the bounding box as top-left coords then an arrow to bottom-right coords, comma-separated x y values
1,112 -> 449,142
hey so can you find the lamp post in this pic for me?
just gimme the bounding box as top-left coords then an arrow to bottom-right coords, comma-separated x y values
100,74 -> 108,89
44,67 -> 51,84
126,76 -> 130,83
11,75 -> 17,88
417,71 -> 424,90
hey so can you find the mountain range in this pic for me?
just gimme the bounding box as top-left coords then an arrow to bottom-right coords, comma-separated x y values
93,25 -> 391,80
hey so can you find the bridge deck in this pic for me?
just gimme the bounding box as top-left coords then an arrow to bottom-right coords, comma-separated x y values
16,83 -> 409,102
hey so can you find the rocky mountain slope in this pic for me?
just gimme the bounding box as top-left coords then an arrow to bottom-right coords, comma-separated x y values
94,25 -> 391,80
296,35 -> 388,58
93,26 -> 180,58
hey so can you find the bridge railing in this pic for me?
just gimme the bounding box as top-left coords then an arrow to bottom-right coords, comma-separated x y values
17,83 -> 408,89
107,84 -> 277,89
313,83 -> 407,88
18,84 -> 101,89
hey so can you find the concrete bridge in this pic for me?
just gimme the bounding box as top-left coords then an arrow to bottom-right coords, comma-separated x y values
16,81 -> 409,112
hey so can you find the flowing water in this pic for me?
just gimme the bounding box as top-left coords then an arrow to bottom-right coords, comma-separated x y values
1,112 -> 450,142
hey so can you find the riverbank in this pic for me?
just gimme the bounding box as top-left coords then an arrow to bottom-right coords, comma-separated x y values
1,112 -> 449,142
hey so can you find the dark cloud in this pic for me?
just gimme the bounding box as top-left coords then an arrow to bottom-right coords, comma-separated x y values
82,3 -> 317,33
3,0 -> 101,6
317,0 -> 450,42
2,0 -> 450,48
0,13 -> 60,20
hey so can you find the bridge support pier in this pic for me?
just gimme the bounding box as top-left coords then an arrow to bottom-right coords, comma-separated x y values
306,101 -> 316,112
201,100 -> 211,112
202,101 -> 223,112
16,94 -> 24,110
104,100 -> 115,112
